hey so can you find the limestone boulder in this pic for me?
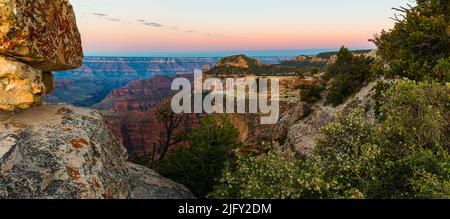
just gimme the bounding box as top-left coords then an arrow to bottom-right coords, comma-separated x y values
0,0 -> 83,71
0,104 -> 195,199
0,55 -> 45,111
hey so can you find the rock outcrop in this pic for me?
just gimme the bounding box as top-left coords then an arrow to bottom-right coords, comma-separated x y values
128,163 -> 195,199
282,82 -> 377,155
221,80 -> 377,154
0,0 -> 83,111
0,104 -> 195,199
0,0 -> 83,71
0,55 -> 46,110
215,55 -> 265,68
0,0 -> 195,199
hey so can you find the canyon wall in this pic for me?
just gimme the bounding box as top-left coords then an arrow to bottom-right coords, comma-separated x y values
94,75 -> 200,156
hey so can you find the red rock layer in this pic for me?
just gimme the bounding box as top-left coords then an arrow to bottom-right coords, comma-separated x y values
95,75 -> 199,157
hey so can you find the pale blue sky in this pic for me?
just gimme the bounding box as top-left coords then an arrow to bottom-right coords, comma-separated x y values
71,0 -> 413,56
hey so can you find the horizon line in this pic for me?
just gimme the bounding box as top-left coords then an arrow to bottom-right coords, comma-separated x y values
82,48 -> 375,58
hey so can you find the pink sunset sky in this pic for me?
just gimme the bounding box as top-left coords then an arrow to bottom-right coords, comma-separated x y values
71,0 -> 412,56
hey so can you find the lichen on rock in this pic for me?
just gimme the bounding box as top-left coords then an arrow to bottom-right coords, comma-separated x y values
0,0 -> 83,71
0,0 -> 82,111
0,55 -> 45,111
0,104 -> 195,199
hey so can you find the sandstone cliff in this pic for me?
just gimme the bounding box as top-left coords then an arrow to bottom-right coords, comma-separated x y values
0,104 -> 195,199
204,52 -> 376,153
215,55 -> 265,68
223,81 -> 377,155
94,75 -> 200,156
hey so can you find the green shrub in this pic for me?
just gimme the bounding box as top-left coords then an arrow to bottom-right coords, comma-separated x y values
372,80 -> 394,117
309,67 -> 320,76
405,149 -> 450,199
299,82 -> 325,103
313,108 -> 381,197
210,145 -> 344,199
130,154 -> 151,167
433,57 -> 450,83
325,47 -> 374,106
154,116 -> 240,198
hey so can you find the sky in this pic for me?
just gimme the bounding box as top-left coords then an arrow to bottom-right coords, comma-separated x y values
71,0 -> 413,57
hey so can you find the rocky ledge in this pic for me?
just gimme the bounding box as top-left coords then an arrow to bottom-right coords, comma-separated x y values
0,104 -> 195,199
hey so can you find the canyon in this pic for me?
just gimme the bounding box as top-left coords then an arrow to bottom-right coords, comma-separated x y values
47,57 -> 219,106
47,56 -> 289,106
93,75 -> 200,156
48,51 -> 374,158
48,56 -> 297,157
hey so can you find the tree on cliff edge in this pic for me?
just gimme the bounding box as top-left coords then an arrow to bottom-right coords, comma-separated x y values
154,101 -> 185,162
371,0 -> 450,82
155,116 -> 240,198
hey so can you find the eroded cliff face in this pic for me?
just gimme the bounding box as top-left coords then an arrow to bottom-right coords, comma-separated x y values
225,101 -> 303,147
282,82 -> 377,155
0,105 -> 195,199
224,81 -> 377,154
218,76 -> 320,147
213,51 -> 377,154
94,76 -> 175,113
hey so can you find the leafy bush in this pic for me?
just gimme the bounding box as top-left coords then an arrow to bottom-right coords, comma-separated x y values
372,79 -> 450,198
210,145 -> 344,199
433,57 -> 450,82
299,82 -> 325,103
309,67 -> 320,76
325,47 -> 374,106
313,109 -> 381,197
154,116 -> 241,198
130,155 -> 152,167
372,80 -> 394,117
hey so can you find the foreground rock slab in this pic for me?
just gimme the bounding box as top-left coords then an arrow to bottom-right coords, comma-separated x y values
0,55 -> 45,111
0,104 -> 194,199
0,0 -> 83,71
128,163 -> 196,199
